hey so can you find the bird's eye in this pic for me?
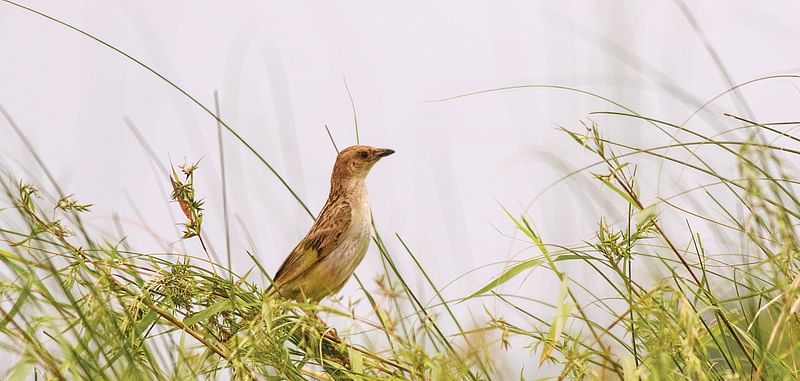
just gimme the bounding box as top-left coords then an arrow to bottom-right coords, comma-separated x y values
358,151 -> 369,159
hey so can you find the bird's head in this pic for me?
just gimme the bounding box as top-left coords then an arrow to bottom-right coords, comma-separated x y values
331,145 -> 395,181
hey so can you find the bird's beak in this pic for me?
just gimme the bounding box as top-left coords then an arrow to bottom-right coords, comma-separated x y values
376,148 -> 395,158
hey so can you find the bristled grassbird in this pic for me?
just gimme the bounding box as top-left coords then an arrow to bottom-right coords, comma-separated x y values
269,145 -> 395,301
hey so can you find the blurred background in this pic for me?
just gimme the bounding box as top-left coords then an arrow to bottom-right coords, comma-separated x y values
1,1 -> 799,377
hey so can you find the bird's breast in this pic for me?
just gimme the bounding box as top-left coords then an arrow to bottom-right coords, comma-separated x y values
317,195 -> 371,287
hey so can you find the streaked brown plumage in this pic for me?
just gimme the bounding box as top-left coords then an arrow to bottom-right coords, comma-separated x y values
270,145 -> 395,301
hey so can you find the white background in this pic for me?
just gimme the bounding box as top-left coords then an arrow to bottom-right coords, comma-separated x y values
2,1 -> 800,377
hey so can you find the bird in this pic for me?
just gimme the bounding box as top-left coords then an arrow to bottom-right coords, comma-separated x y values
269,145 -> 395,301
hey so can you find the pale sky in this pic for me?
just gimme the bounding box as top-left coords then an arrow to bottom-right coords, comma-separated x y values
2,1 -> 799,377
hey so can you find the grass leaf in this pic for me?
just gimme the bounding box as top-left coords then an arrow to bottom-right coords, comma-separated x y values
183,299 -> 232,327
464,258 -> 546,301
539,277 -> 573,367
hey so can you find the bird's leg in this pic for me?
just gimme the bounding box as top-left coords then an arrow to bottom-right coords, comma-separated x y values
311,311 -> 339,340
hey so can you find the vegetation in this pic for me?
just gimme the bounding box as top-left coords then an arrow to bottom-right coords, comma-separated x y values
3,103 -> 800,380
2,1 -> 800,380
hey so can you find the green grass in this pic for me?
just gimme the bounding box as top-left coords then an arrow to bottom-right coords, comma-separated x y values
2,1 -> 800,379
490,116 -> 800,380
3,106 -> 799,379
0,174 -> 478,380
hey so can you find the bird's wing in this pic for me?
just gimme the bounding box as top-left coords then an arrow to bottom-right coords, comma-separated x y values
272,200 -> 352,288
